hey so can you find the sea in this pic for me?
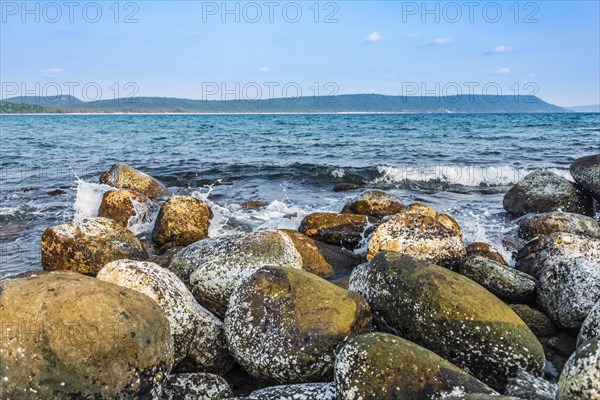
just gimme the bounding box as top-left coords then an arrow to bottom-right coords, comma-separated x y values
1,113 -> 599,279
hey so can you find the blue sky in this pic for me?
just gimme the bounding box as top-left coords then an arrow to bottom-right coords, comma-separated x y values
1,1 -> 599,106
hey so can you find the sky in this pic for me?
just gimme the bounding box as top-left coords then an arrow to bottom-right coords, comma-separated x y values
1,0 -> 599,106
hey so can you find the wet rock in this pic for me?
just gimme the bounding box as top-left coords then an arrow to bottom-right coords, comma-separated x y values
97,260 -> 233,374
334,332 -> 494,400
242,382 -> 336,399
279,229 -> 361,278
557,336 -> 600,399
506,370 -> 557,400
465,242 -> 509,266
98,189 -> 152,227
503,170 -> 593,217
366,203 -> 466,268
570,154 -> 600,201
444,395 -> 521,400
224,266 -> 371,384
100,163 -> 171,199
0,271 -> 173,399
298,212 -> 378,250
241,201 -> 267,209
546,331 -> 577,357
46,188 -> 66,196
153,196 -> 213,248
341,190 -> 404,219
333,183 -> 365,192
459,256 -> 536,303
151,246 -> 184,269
349,252 -> 545,390
160,373 -> 233,400
169,230 -> 302,317
578,299 -> 600,348
41,217 -> 147,276
509,304 -> 557,338
518,211 -> 600,241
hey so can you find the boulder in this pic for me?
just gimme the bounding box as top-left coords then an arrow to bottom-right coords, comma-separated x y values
459,256 -> 536,303
41,217 -> 147,276
349,252 -> 545,390
153,196 -> 213,248
503,170 -> 593,217
518,211 -> 600,241
100,163 -> 170,199
570,154 -> 600,201
465,242 -> 509,266
241,201 -> 267,209
0,272 -> 173,399
97,189 -> 152,227
224,266 -> 371,384
279,229 -> 361,278
557,336 -> 600,399
298,212 -> 378,250
241,383 -> 336,399
506,370 -> 557,400
366,204 -> 466,268
333,183 -> 365,192
151,246 -> 184,269
97,260 -> 233,374
341,190 -> 404,218
578,299 -> 600,348
509,304 -> 557,338
169,230 -> 302,317
334,332 -> 494,400
160,373 -> 233,400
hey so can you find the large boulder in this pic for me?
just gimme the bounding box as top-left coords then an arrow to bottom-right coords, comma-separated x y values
97,260 -> 233,374
41,217 -> 147,276
570,154 -> 600,201
0,272 -> 173,399
366,203 -> 466,268
169,230 -> 303,317
97,189 -> 153,227
334,332 -> 494,400
503,170 -> 593,217
518,211 -> 600,241
100,163 -> 171,199
341,190 -> 404,219
160,373 -> 233,400
578,299 -> 600,348
279,229 -> 361,278
153,196 -> 213,248
465,242 -> 509,266
349,252 -> 545,390
240,383 -> 336,399
224,266 -> 372,384
506,370 -> 558,400
557,336 -> 600,399
298,212 -> 378,250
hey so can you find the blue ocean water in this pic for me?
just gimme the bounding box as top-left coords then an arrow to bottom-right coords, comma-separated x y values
1,113 -> 599,278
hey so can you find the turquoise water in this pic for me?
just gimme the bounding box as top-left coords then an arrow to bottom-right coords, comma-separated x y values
1,113 -> 599,278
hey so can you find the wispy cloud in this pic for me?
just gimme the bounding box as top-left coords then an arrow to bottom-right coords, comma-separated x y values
258,66 -> 271,73
487,45 -> 513,55
494,67 -> 511,75
430,37 -> 454,46
366,32 -> 382,43
41,68 -> 65,77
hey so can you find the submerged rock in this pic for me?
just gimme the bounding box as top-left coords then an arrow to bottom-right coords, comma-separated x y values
341,190 -> 404,218
0,272 -> 173,399
506,370 -> 557,400
518,211 -> 600,241
570,154 -> 600,201
169,230 -> 302,316
366,203 -> 466,268
100,163 -> 171,199
334,332 -> 494,400
160,373 -> 233,400
153,196 -> 213,248
503,170 -> 593,217
41,217 -> 147,276
509,304 -> 557,338
333,183 -> 365,192
97,260 -> 233,374
97,189 -> 152,227
578,299 -> 600,348
349,252 -> 545,390
298,212 -> 378,250
225,266 -> 371,384
241,382 -> 336,400
465,242 -> 509,266
557,336 -> 600,399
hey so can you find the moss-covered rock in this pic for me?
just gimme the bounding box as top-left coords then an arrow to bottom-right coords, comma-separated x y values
279,229 -> 360,278
557,336 -> 600,399
341,190 -> 404,219
298,212 -> 378,250
241,382 -> 336,399
570,154 -> 600,201
0,272 -> 173,399
349,252 -> 545,390
503,170 -> 593,217
224,266 -> 371,384
518,211 -> 600,241
509,304 -> 557,338
334,332 -> 494,400
169,230 -> 303,317
160,373 -> 233,400
153,196 -> 213,248
366,204 -> 466,268
41,217 -> 147,276
459,256 -> 536,303
465,242 -> 509,266
97,260 -> 233,374
578,299 -> 600,348
97,188 -> 152,227
100,163 -> 171,199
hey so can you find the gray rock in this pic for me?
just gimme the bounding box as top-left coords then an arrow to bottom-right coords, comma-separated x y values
341,190 -> 404,219
160,373 -> 232,400
570,154 -> 600,201
506,370 -> 557,400
518,211 -> 600,241
298,212 -> 378,250
243,382 -> 336,399
578,299 -> 600,348
557,336 -> 600,399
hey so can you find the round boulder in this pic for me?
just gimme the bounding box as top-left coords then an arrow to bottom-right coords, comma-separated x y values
518,211 -> 600,241
570,154 -> 600,201
153,196 -> 213,248
577,299 -> 600,348
225,266 -> 372,384
160,373 -> 233,400
41,217 -> 147,276
97,260 -> 233,374
242,383 -> 336,400
0,272 -> 173,399
341,190 -> 404,219
466,242 -> 509,266
557,336 -> 600,399
298,212 -> 378,250
98,189 -> 152,227
100,162 -> 171,199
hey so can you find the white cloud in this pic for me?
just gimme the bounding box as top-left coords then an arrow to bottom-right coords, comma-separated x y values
41,68 -> 65,77
490,45 -> 513,54
431,37 -> 455,45
258,66 -> 271,73
495,67 -> 511,75
366,32 -> 382,43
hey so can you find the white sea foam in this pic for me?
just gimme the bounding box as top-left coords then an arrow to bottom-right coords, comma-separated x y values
127,199 -> 160,238
73,179 -> 112,222
331,168 -> 346,178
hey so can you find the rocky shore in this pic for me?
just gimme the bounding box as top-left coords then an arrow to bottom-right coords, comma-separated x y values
1,155 -> 599,399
